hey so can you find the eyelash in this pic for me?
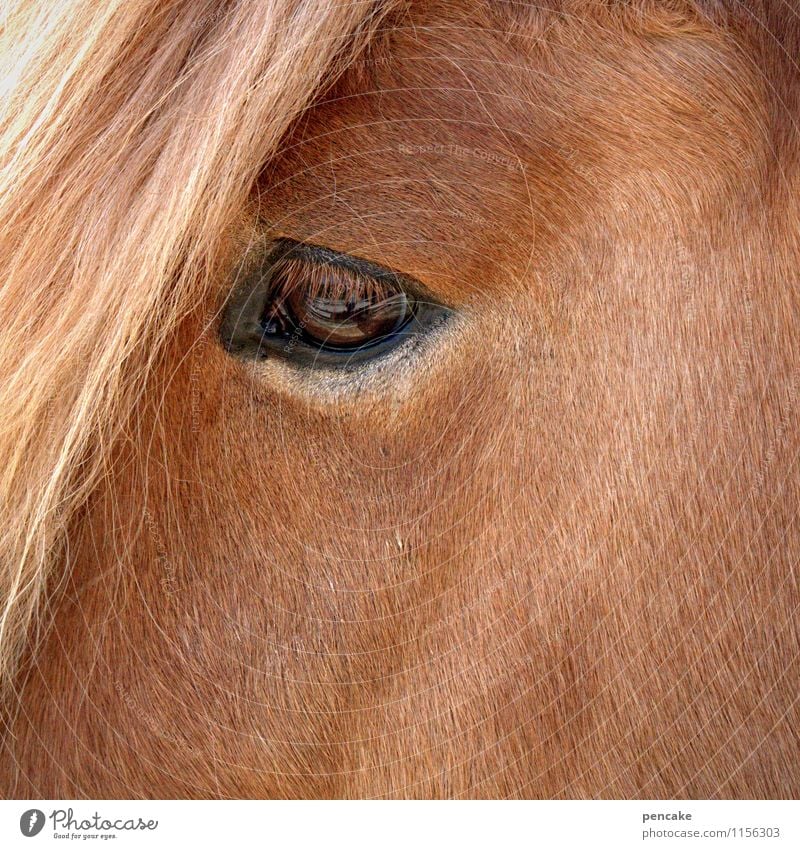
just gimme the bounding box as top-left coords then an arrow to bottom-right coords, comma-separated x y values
266,253 -> 396,304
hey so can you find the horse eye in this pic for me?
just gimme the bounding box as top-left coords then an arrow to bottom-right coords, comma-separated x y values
264,282 -> 413,351
220,238 -> 450,370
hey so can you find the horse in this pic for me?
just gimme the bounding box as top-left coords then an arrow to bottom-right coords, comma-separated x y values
0,0 -> 798,799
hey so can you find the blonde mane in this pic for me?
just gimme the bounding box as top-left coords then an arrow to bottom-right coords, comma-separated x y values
0,0 -> 395,693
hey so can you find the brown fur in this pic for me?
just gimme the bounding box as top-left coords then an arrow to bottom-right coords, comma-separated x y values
1,0 -> 799,798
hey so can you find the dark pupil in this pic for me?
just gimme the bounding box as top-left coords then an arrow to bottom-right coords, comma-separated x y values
286,288 -> 411,349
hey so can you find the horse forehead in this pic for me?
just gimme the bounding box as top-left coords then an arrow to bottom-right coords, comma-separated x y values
254,2 -> 750,297
255,22 -> 550,300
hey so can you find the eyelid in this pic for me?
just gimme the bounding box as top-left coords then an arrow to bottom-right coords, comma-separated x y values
265,243 -> 402,309
263,237 -> 438,305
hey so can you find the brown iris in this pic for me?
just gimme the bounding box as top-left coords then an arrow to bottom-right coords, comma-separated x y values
285,288 -> 410,348
263,259 -> 413,351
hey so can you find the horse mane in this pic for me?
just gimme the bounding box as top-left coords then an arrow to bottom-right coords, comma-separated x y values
0,0 -> 398,695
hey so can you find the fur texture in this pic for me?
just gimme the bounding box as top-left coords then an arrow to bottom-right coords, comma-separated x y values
1,0 -> 798,798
